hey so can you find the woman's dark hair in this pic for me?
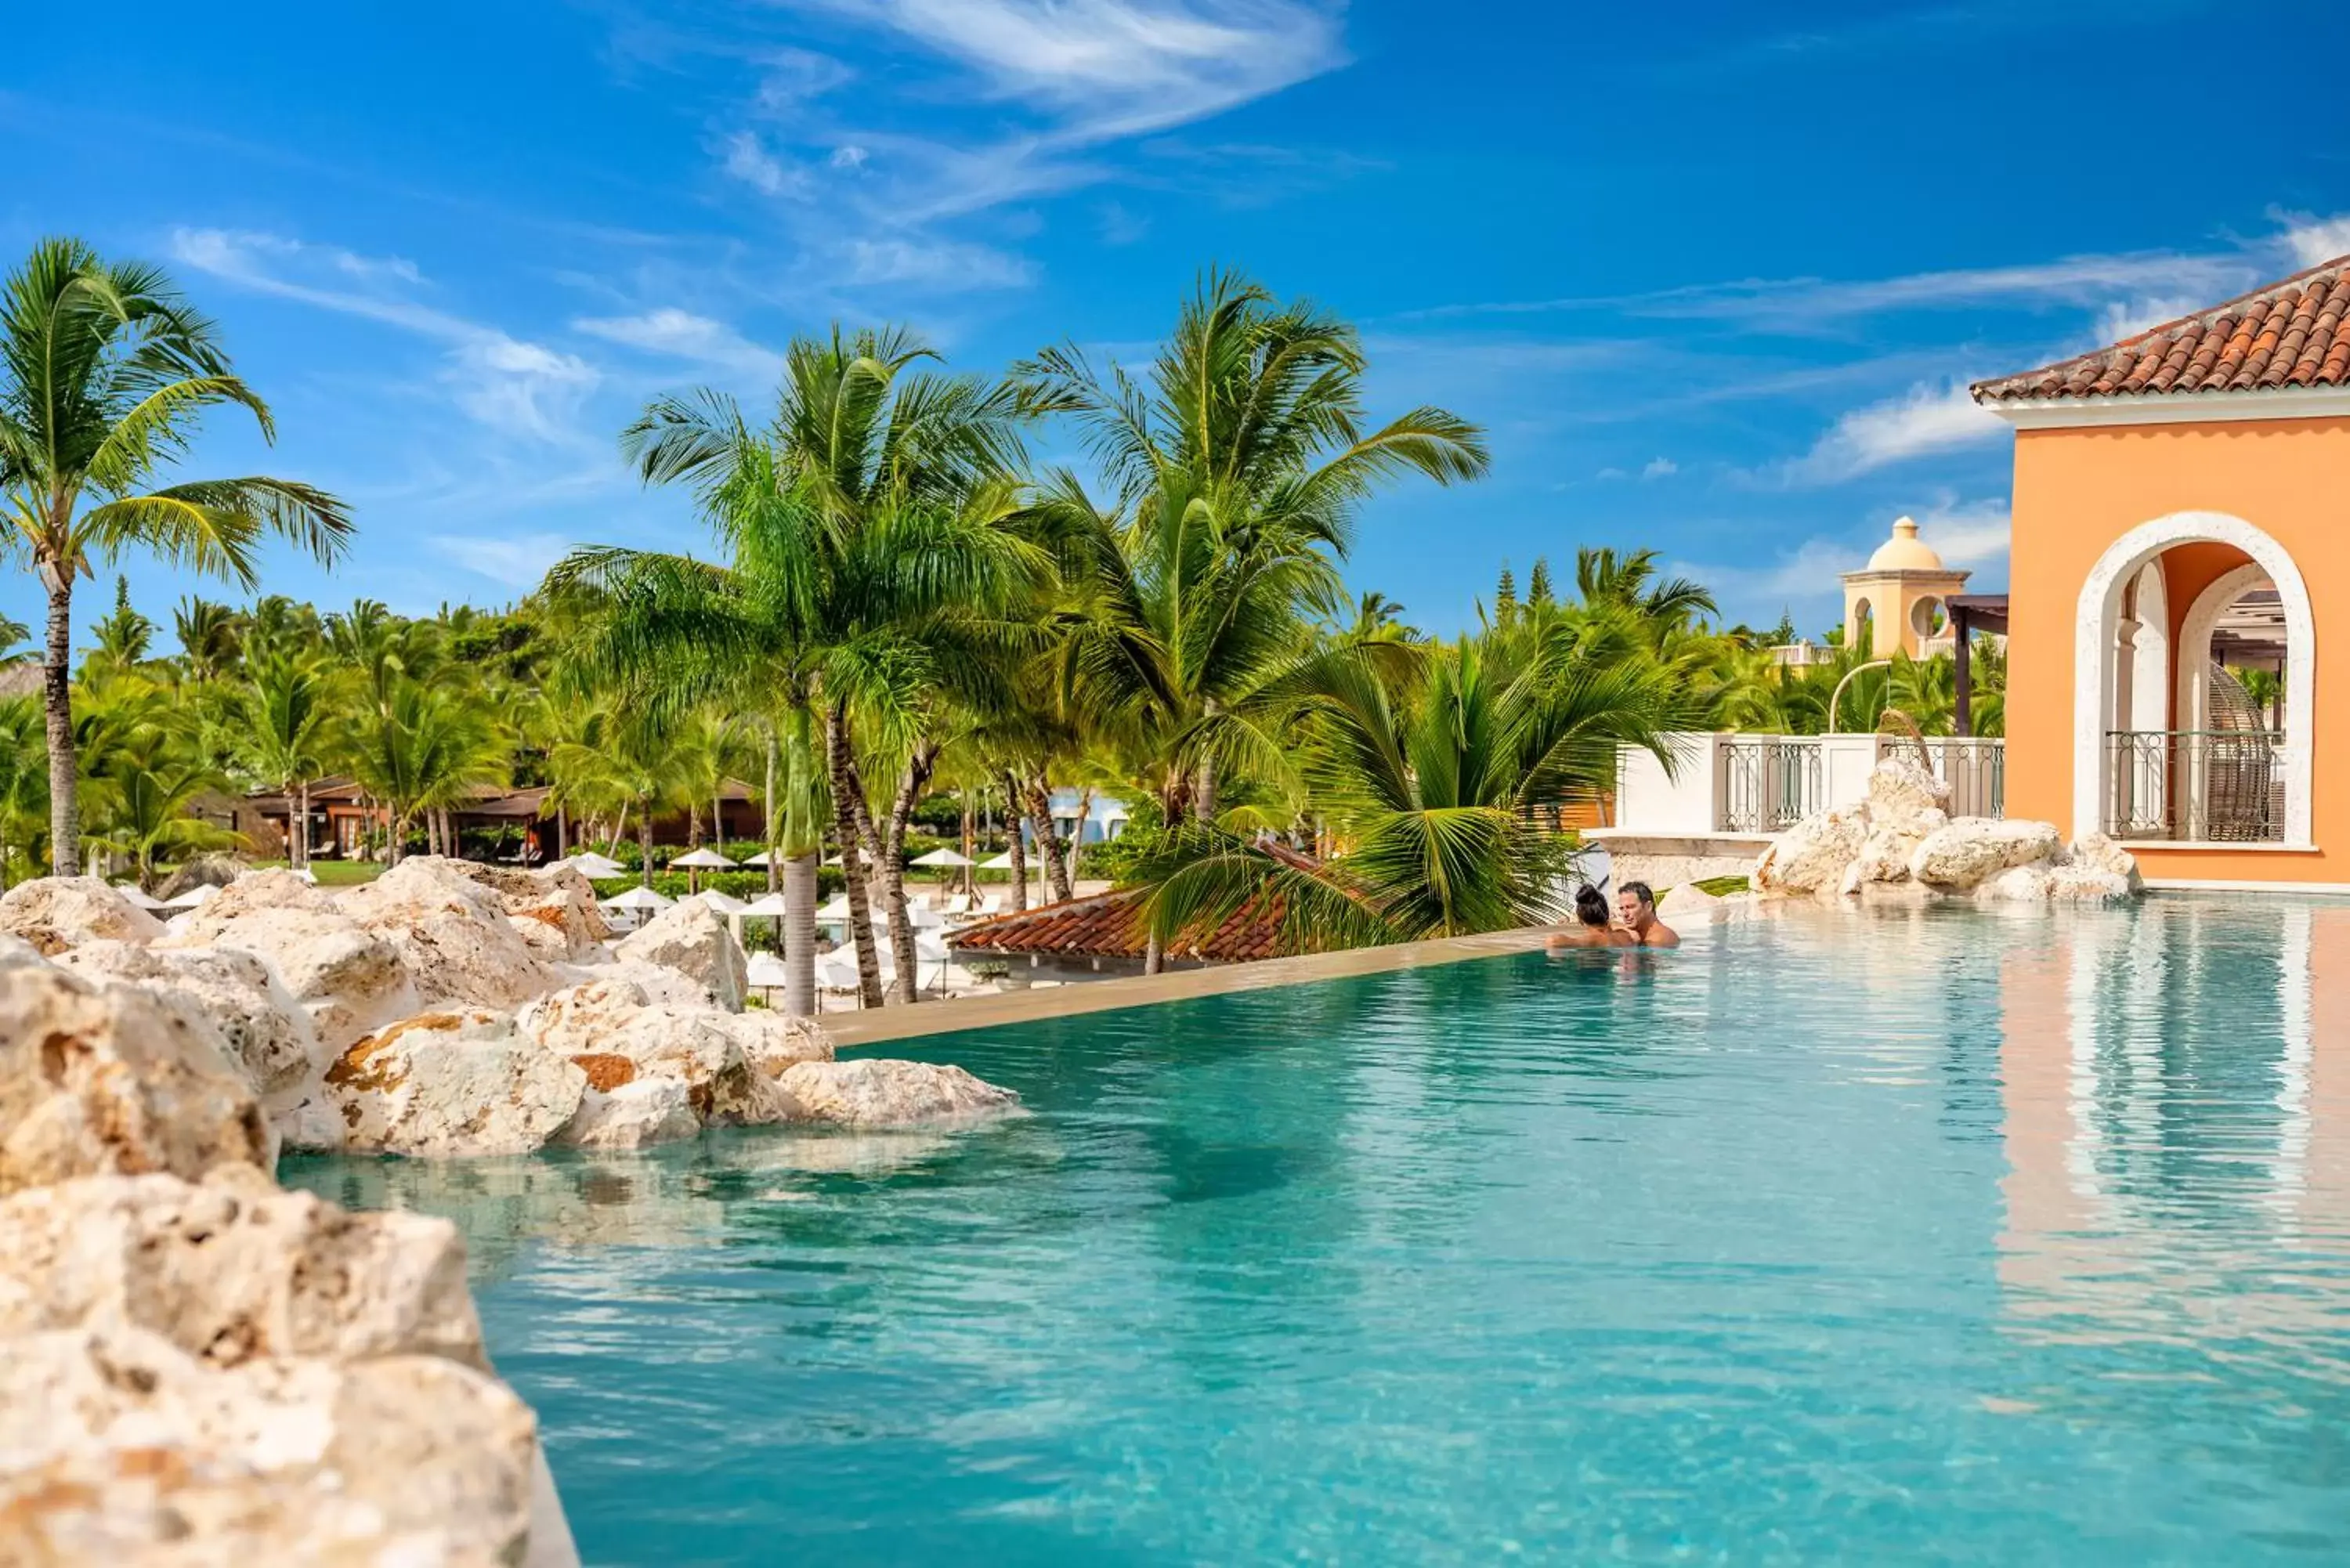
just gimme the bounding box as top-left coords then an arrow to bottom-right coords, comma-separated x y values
1574,883 -> 1611,927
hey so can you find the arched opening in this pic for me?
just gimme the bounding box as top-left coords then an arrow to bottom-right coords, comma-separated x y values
2077,513 -> 2312,846
1849,598 -> 1875,659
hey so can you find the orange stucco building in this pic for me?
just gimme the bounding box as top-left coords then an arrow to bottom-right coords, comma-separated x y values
1973,253 -> 2350,893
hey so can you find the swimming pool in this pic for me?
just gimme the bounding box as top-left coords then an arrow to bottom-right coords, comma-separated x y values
289,894 -> 2350,1565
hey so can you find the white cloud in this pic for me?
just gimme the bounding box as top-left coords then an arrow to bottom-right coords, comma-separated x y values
830,144 -> 870,170
1641,457 -> 1677,479
753,47 -> 855,114
1777,380 -> 2005,486
1097,199 -> 1150,245
2272,208 -> 2350,269
721,131 -> 808,198
572,308 -> 777,372
1907,497 -> 2011,569
1594,466 -> 1628,481
2092,294 -> 2202,344
168,228 -> 600,445
821,0 -> 1346,139
426,531 -> 574,589
839,237 -> 1035,290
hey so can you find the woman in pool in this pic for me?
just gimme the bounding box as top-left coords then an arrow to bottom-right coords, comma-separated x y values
1546,883 -> 1629,949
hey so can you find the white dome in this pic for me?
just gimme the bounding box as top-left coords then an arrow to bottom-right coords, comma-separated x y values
1867,516 -> 1946,572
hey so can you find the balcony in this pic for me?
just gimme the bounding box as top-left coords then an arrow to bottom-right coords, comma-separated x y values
1616,732 -> 2005,838
2104,730 -> 2283,844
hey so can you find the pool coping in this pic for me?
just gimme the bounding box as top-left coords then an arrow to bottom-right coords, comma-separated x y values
822,925 -> 1560,1048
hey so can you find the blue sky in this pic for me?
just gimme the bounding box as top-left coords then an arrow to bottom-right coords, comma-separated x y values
5,0 -> 2347,649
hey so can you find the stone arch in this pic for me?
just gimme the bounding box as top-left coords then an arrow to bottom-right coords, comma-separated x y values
1849,597 -> 1875,658
2074,511 -> 2314,845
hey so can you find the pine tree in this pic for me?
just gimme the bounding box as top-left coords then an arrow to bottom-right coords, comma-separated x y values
1527,557 -> 1554,610
1494,563 -> 1518,629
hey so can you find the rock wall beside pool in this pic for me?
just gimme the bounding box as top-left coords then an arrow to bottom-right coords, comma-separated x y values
1752,758 -> 2142,905
0,856 -> 1029,1559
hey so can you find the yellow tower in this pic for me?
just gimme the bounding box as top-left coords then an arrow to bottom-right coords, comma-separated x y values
1841,516 -> 1971,659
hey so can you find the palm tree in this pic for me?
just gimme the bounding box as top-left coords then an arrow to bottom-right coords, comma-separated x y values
1020,269 -> 1488,836
173,596 -> 246,681
1572,546 -> 1717,641
0,237 -> 352,874
1137,614 -> 1703,949
0,694 -> 46,885
226,648 -> 332,869
561,325 -> 1038,1010
339,679 -> 504,864
82,721 -> 235,892
544,703 -> 696,886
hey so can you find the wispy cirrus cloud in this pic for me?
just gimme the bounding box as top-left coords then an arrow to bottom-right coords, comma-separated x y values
572,306 -> 778,373
692,1 -> 1353,294
426,530 -> 575,589
1770,380 -> 2005,486
168,227 -> 601,445
2274,207 -> 2350,268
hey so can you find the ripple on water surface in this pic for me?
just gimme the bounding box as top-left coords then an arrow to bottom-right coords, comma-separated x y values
287,894 -> 2350,1566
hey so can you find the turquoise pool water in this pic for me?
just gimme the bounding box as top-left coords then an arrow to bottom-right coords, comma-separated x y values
288,896 -> 2350,1565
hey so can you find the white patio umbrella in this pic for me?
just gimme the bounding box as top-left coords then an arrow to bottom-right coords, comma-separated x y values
739,848 -> 777,867
744,952 -> 791,998
160,883 -> 221,912
692,889 -> 750,916
978,851 -> 1016,869
815,894 -> 854,920
741,892 -> 791,918
113,883 -> 166,910
910,847 -> 972,867
671,847 -> 737,870
562,851 -> 627,880
601,885 -> 673,911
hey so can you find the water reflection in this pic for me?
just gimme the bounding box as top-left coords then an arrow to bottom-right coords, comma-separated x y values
1998,899 -> 2350,1368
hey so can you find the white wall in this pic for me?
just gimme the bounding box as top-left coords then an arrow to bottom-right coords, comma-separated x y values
1615,735 -> 1723,833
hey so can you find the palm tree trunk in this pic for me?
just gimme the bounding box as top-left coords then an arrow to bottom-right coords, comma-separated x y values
763,730 -> 782,896
42,573 -> 79,876
824,703 -> 884,1010
783,848 -> 817,1017
555,806 -> 568,861
638,804 -> 653,889
295,779 -> 311,869
880,742 -> 938,1004
1022,776 -> 1073,903
1067,786 -> 1094,888
713,786 -> 725,860
999,770 -> 1028,913
1144,929 -> 1165,975
1195,755 -> 1217,823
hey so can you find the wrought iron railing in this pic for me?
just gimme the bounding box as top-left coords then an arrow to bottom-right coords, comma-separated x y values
1722,736 -> 1823,833
1880,736 -> 2006,818
2105,730 -> 2283,842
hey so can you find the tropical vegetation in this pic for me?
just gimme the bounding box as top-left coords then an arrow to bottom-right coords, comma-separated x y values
0,238 -> 2010,1010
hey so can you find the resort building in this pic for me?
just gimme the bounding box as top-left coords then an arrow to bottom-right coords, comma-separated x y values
1841,516 -> 1969,659
1972,251 -> 2349,892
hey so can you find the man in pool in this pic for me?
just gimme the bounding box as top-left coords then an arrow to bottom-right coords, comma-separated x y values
1616,881 -> 1679,948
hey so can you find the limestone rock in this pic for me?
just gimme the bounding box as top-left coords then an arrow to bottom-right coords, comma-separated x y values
1753,807 -> 1868,896
730,1010 -> 837,1076
0,1168 -> 483,1370
0,875 -> 165,953
296,1010 -> 587,1158
774,1058 -> 1021,1129
432,860 -> 614,960
2048,864 -> 2137,903
56,941 -> 321,1100
554,1075 -> 701,1151
1976,864 -> 2053,904
166,869 -> 334,944
516,978 -> 792,1125
0,1325 -> 537,1566
154,851 -> 248,901
168,905 -> 420,1054
1,930 -> 46,970
0,962 -> 271,1198
1862,756 -> 1952,831
613,899 -> 747,1013
1907,818 -> 2064,891
2063,832 -> 2144,891
336,857 -> 559,1011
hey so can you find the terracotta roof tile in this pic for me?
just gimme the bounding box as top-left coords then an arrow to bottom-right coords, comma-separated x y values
947,886 -> 1312,964
1970,253 -> 2350,405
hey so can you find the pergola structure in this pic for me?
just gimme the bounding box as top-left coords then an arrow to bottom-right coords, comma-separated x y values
1947,594 -> 2008,738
